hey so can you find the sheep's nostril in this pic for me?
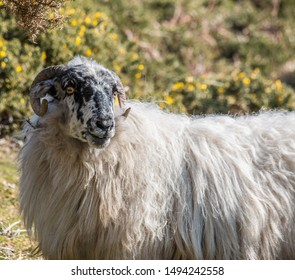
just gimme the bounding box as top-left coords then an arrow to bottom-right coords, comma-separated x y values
87,119 -> 114,139
96,121 -> 108,131
95,121 -> 113,132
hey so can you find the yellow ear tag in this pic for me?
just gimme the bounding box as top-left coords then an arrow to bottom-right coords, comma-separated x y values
114,96 -> 119,106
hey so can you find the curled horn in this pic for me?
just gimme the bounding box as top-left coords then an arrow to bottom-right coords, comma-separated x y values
30,65 -> 66,116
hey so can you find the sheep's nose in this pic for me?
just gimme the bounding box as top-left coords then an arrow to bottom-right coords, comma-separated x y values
95,120 -> 113,132
87,119 -> 114,138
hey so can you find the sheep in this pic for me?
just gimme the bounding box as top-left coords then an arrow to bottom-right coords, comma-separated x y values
19,56 -> 295,260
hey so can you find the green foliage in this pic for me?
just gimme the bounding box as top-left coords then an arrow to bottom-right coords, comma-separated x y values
0,0 -> 295,136
167,68 -> 294,114
0,1 -> 146,136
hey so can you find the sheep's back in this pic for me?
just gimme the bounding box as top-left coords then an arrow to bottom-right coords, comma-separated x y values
181,111 -> 295,259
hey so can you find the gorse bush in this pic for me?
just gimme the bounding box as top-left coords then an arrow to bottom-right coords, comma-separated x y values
0,0 -> 295,136
166,68 -> 294,114
0,1 -> 146,135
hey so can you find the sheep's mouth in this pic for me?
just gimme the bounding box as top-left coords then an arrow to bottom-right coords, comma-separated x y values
86,132 -> 112,148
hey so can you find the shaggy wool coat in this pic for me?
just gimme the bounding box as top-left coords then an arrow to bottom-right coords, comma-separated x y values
19,104 -> 295,259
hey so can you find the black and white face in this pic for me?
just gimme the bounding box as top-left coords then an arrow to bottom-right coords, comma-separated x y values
31,57 -> 125,148
58,64 -> 118,148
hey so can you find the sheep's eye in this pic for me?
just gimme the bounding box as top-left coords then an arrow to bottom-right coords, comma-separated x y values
112,85 -> 118,98
66,86 -> 75,95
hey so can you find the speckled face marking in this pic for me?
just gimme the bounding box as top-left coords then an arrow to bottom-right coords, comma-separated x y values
29,57 -> 127,148
49,58 -> 122,148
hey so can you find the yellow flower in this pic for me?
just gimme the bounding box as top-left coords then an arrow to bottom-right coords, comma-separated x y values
49,13 -> 55,19
254,68 -> 260,74
171,82 -> 185,91
165,95 -> 174,105
0,50 -> 6,57
0,1 -> 3,6
85,48 -> 92,57
135,72 -> 141,79
242,77 -> 251,85
114,64 -> 122,72
275,79 -> 282,89
159,102 -> 165,109
92,19 -> 99,26
41,51 -> 47,61
78,30 -> 85,37
250,72 -> 257,79
130,53 -> 139,61
238,72 -> 246,79
94,11 -> 108,20
187,84 -> 195,91
201,84 -> 207,90
75,36 -> 82,45
71,19 -> 77,26
110,33 -> 118,40
95,12 -> 102,18
217,87 -> 225,94
16,65 -> 23,73
68,8 -> 76,15
275,79 -> 284,93
79,26 -> 86,37
118,48 -> 126,55
84,17 -> 91,25
277,95 -> 283,102
20,98 -> 25,105
80,25 -> 86,32
1,61 -> 6,68
137,64 -> 144,71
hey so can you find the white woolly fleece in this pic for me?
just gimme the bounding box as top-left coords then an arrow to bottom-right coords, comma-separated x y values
19,103 -> 295,259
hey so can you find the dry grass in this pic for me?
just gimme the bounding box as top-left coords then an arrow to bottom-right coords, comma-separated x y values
0,138 -> 38,259
3,0 -> 67,41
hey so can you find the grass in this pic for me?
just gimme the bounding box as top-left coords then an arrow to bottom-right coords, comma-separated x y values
0,138 -> 37,259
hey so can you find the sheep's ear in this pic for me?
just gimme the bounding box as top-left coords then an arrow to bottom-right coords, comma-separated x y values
116,86 -> 129,108
110,70 -> 128,108
113,84 -> 131,119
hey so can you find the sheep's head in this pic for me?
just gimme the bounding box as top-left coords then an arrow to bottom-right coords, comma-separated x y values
30,57 -> 128,148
